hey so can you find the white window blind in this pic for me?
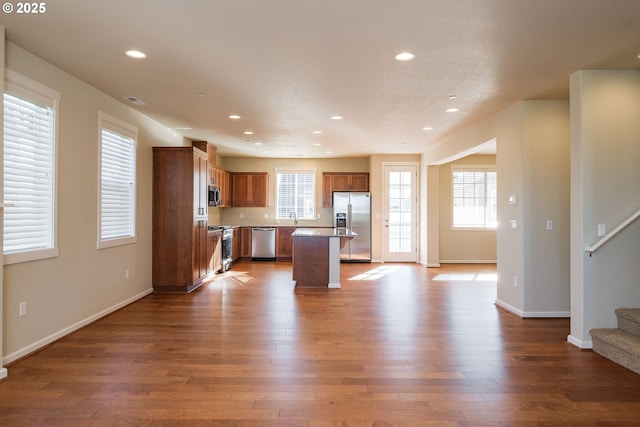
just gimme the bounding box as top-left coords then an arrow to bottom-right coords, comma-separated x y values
3,71 -> 59,262
452,167 -> 497,229
276,169 -> 316,220
98,112 -> 137,248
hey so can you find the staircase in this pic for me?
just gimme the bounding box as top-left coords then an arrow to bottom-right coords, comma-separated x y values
590,308 -> 640,374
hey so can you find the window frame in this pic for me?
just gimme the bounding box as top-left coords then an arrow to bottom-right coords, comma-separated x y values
275,167 -> 317,221
97,111 -> 138,249
451,165 -> 497,231
3,69 -> 60,265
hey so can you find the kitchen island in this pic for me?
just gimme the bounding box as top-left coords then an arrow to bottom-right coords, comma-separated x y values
291,228 -> 356,288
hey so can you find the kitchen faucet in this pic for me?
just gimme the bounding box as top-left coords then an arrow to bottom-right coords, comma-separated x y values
289,211 -> 298,225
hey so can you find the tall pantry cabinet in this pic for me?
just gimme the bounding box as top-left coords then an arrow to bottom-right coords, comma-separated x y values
152,146 -> 208,292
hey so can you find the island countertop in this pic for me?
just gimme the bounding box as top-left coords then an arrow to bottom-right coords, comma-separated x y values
292,228 -> 357,237
291,228 -> 356,288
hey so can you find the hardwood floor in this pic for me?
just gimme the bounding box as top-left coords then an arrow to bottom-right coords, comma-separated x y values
1,262 -> 640,426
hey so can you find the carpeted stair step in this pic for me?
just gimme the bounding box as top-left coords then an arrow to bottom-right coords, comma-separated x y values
590,328 -> 640,375
615,308 -> 640,336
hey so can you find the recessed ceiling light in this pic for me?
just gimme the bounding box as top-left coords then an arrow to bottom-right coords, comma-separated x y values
313,143 -> 322,146
331,115 -> 343,120
244,131 -> 254,135
125,50 -> 146,59
197,92 -> 205,97
395,52 -> 415,61
326,151 -> 334,154
446,108 -> 460,113
449,95 -> 457,100
171,127 -> 192,130
254,142 -> 263,145
229,115 -> 241,119
422,127 -> 433,131
312,130 -> 323,134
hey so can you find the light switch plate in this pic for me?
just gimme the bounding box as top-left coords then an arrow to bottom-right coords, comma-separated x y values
597,224 -> 606,237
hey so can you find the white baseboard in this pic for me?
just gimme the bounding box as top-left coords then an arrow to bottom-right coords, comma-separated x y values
440,260 -> 497,264
3,288 -> 153,366
426,263 -> 441,268
495,299 -> 524,317
0,367 -> 7,381
495,299 -> 570,318
567,334 -> 593,349
522,310 -> 570,318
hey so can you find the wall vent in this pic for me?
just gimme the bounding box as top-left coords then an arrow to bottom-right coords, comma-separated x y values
124,96 -> 146,106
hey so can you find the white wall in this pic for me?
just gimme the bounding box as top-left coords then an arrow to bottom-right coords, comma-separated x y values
569,70 -> 640,347
2,42 -> 185,365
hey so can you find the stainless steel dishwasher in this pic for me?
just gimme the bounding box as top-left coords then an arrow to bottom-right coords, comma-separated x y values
251,227 -> 276,260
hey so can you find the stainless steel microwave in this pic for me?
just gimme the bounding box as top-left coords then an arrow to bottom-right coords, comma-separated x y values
208,185 -> 221,206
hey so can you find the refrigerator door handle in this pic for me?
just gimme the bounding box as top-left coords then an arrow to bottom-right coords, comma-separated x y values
347,203 -> 352,229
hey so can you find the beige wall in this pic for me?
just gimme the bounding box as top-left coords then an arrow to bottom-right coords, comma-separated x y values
522,101 -> 570,315
0,26 -> 6,379
369,154 -> 421,262
438,154 -> 497,263
212,154 -> 423,263
570,70 -> 640,347
2,42 -> 186,364
423,100 -> 570,318
211,157 -> 369,227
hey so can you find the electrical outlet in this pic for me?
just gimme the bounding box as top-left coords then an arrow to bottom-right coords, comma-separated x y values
19,302 -> 27,317
513,276 -> 518,287
125,269 -> 130,280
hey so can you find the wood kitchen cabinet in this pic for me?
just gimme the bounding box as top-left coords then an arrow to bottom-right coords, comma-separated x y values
152,146 -> 209,293
212,167 -> 232,207
232,172 -> 268,207
322,172 -> 369,207
232,227 -> 240,261
239,226 -> 252,258
276,226 -> 296,260
208,231 -> 223,274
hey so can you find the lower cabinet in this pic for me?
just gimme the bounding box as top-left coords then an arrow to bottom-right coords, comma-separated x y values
232,227 -> 240,261
276,227 -> 296,259
239,227 -> 252,258
208,231 -> 223,273
193,219 -> 209,284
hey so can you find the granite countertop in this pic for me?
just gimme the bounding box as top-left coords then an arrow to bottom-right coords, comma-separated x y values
292,228 -> 357,237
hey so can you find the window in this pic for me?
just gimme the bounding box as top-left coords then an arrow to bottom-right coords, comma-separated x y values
452,166 -> 497,229
97,112 -> 137,249
275,168 -> 316,220
3,70 -> 60,264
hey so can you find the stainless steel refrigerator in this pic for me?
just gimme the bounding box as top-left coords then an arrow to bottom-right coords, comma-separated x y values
333,191 -> 371,262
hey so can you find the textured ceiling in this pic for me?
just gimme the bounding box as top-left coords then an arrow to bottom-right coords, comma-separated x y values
1,0 -> 639,158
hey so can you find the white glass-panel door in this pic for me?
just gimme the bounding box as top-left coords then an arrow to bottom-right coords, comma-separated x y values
383,164 -> 418,262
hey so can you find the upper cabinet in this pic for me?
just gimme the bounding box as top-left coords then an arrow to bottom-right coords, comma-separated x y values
212,167 -> 232,207
193,149 -> 208,218
232,172 -> 268,207
322,172 -> 369,207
